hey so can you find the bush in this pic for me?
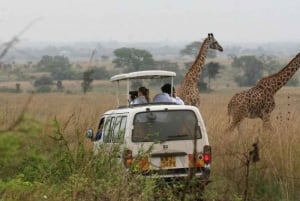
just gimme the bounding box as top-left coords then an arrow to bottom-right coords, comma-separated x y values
92,66 -> 111,80
0,87 -> 20,93
35,86 -> 51,93
0,116 -> 43,180
0,116 -> 178,201
33,76 -> 53,87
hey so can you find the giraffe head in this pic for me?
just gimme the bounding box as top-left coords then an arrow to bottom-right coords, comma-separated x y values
207,33 -> 223,52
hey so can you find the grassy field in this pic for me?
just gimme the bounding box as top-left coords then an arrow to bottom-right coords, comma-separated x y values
0,86 -> 299,201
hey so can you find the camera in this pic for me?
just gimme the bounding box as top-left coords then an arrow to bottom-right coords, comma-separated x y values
129,91 -> 138,101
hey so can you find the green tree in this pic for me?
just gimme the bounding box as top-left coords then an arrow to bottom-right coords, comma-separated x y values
259,54 -> 281,75
154,60 -> 183,84
101,55 -> 109,61
180,41 -> 200,57
231,55 -> 264,86
113,48 -> 155,72
37,55 -> 72,80
56,80 -> 64,91
180,41 -> 217,59
81,69 -> 94,93
15,83 -> 21,93
33,75 -> 53,87
91,66 -> 110,80
33,75 -> 53,93
201,62 -> 222,90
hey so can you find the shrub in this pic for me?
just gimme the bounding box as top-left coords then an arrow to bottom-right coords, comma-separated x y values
33,76 -> 53,87
0,87 -> 20,93
35,85 -> 52,93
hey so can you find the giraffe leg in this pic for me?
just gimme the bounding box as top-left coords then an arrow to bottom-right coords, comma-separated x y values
262,113 -> 273,131
226,115 -> 243,133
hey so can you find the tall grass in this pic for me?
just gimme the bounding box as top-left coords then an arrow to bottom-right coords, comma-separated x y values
0,87 -> 299,201
199,89 -> 300,201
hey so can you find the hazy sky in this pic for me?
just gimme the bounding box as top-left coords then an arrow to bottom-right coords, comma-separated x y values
0,0 -> 299,44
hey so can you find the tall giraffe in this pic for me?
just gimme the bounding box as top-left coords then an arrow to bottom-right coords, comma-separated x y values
227,52 -> 300,132
177,33 -> 223,106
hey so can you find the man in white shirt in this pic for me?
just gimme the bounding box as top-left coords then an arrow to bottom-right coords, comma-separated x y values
173,91 -> 184,105
153,84 -> 184,105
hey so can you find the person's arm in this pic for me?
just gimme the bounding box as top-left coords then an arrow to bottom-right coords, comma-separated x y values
175,97 -> 184,105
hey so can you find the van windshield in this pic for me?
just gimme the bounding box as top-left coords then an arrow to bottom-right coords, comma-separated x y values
132,110 -> 202,142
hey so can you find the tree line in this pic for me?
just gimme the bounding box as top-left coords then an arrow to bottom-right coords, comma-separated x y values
0,41 -> 298,94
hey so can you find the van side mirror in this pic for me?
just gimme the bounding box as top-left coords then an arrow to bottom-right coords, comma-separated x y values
86,128 -> 94,139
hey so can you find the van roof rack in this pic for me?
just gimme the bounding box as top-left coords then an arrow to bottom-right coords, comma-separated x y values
117,102 -> 178,109
110,70 -> 176,107
110,70 -> 176,82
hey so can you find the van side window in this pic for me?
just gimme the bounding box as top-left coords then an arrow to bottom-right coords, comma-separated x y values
95,117 -> 105,141
112,116 -> 127,143
103,117 -> 115,143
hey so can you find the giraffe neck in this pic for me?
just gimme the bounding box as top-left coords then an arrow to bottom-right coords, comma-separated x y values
185,38 -> 210,83
258,53 -> 300,94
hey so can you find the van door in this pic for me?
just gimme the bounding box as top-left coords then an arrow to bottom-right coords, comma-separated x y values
112,116 -> 127,143
103,116 -> 115,143
102,115 -> 128,154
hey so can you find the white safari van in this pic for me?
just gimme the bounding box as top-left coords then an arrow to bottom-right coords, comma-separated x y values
87,70 -> 211,184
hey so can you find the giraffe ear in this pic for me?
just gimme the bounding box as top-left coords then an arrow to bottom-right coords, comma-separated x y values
211,33 -> 214,38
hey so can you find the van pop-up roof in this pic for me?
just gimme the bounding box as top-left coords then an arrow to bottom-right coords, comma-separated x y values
110,70 -> 176,107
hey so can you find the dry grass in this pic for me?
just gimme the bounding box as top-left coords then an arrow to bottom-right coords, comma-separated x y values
0,86 -> 299,200
200,88 -> 300,200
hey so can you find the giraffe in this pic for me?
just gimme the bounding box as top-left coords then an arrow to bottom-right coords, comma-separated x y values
226,52 -> 300,132
177,33 -> 223,106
